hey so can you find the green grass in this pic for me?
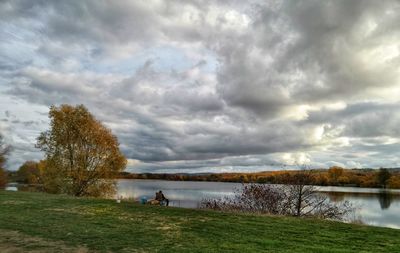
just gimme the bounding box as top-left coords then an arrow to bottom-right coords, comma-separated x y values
0,191 -> 399,252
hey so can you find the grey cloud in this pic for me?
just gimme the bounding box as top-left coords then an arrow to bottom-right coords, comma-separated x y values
1,0 -> 400,171
306,102 -> 400,138
1,1 -> 158,45
216,0 -> 400,116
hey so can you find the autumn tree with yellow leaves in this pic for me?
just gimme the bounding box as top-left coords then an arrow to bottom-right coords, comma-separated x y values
17,161 -> 41,184
0,134 -> 10,188
37,104 -> 126,197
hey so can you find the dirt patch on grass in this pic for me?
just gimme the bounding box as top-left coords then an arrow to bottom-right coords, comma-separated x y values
1,201 -> 27,205
45,207 -> 102,215
0,229 -> 91,253
44,207 -> 85,215
46,206 -> 118,217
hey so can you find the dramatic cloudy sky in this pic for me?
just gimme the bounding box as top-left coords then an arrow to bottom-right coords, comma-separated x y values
1,0 -> 400,172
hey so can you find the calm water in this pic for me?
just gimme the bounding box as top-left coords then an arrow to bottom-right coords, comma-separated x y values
117,179 -> 400,229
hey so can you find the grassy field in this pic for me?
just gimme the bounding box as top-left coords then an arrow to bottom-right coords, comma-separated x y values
0,191 -> 399,253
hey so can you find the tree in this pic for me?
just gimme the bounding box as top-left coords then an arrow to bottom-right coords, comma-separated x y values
377,168 -> 391,189
37,159 -> 63,194
388,176 -> 400,189
201,184 -> 288,215
328,166 -> 344,185
36,104 -> 127,197
202,170 -> 353,221
284,171 -> 316,217
17,161 -> 41,184
0,134 -> 10,188
283,170 -> 352,219
0,167 -> 7,188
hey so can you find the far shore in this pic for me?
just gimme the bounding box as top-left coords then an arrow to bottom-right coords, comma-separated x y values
117,168 -> 400,189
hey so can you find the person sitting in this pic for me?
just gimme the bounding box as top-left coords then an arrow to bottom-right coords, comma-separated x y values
155,190 -> 169,206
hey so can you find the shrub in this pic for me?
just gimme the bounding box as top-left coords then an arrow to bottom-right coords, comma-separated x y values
201,180 -> 354,221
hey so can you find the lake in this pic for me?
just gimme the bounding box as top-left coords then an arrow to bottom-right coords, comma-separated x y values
117,179 -> 400,229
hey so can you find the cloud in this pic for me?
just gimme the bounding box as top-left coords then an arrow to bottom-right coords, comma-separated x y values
0,0 -> 400,171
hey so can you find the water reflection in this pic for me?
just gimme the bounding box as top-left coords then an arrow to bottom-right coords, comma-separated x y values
378,191 -> 393,210
326,192 -> 345,202
117,179 -> 237,208
325,191 -> 400,211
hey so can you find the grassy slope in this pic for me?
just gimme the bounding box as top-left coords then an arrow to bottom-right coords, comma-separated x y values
0,191 -> 399,253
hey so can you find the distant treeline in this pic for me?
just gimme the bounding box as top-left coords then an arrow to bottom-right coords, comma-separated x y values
10,162 -> 400,190
119,167 -> 400,189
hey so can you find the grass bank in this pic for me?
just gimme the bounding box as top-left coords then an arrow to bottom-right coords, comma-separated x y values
0,190 -> 399,252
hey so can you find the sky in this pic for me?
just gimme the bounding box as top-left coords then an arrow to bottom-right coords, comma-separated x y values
0,0 -> 400,173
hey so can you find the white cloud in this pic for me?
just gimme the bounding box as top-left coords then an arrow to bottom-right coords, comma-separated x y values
1,0 -> 400,172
